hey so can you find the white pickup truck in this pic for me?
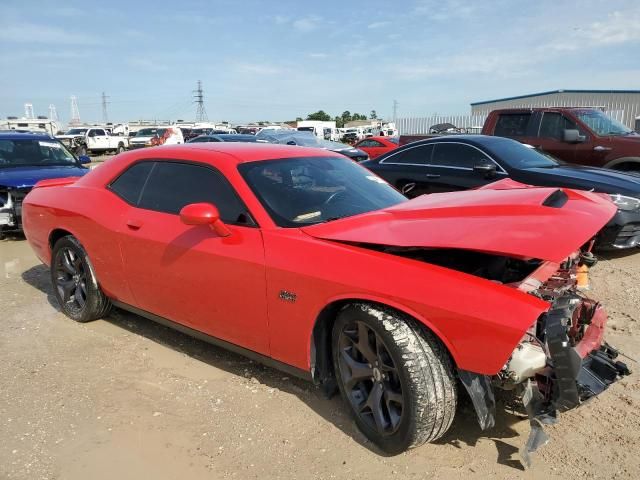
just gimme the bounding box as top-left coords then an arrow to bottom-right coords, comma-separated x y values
56,127 -> 128,156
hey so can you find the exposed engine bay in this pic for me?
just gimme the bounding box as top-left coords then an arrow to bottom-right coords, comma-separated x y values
359,243 -> 631,467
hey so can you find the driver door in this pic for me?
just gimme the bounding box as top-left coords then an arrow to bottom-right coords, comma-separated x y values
111,160 -> 270,355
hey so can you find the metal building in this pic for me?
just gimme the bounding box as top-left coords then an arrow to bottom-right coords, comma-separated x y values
470,89 -> 640,129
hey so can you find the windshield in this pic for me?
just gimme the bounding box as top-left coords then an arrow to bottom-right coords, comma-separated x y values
0,139 -> 79,168
65,128 -> 87,135
136,128 -> 158,136
487,138 -> 558,169
574,109 -> 632,136
239,156 -> 407,227
388,137 -> 399,144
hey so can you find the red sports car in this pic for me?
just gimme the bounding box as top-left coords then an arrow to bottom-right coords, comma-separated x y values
354,136 -> 399,159
22,143 -> 629,461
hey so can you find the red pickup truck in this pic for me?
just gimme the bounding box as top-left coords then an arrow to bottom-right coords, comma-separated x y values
481,107 -> 640,172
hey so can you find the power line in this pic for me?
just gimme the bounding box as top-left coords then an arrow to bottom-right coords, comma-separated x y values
101,92 -> 110,123
193,80 -> 208,122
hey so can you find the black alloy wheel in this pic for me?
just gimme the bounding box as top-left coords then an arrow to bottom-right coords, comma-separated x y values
337,320 -> 404,435
53,246 -> 88,315
51,236 -> 112,322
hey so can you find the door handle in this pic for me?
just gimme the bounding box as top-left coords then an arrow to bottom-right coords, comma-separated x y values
126,219 -> 143,230
593,146 -> 612,152
425,173 -> 440,179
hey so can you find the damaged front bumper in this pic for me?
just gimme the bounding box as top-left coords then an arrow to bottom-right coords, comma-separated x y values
459,293 -> 631,468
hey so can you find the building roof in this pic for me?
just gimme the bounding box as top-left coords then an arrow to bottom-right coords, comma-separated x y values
471,89 -> 640,106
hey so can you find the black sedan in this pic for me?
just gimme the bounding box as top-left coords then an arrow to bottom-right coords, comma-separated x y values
362,135 -> 640,249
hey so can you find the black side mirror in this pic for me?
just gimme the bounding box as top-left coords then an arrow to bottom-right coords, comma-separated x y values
473,163 -> 497,177
563,129 -> 586,143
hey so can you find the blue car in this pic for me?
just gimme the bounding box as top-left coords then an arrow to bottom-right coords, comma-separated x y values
0,133 -> 90,236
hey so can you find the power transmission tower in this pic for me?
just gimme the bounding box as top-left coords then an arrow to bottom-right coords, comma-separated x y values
24,103 -> 34,119
392,99 -> 398,123
193,80 -> 208,122
70,96 -> 81,126
48,104 -> 58,121
101,91 -> 110,123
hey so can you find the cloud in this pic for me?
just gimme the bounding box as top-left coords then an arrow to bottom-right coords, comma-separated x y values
126,58 -> 169,72
0,22 -> 101,44
309,53 -> 328,58
273,15 -> 290,25
292,15 -> 322,32
368,21 -> 390,29
413,0 -> 476,21
235,63 -> 285,75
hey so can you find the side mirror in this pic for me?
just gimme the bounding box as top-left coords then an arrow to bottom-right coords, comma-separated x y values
179,203 -> 231,237
78,155 -> 91,164
563,129 -> 586,143
473,163 -> 497,177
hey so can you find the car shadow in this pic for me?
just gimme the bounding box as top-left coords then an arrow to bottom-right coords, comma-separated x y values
596,247 -> 640,261
21,263 -> 529,469
0,231 -> 26,241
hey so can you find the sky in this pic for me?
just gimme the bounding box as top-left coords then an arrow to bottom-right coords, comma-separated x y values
1,0 -> 640,124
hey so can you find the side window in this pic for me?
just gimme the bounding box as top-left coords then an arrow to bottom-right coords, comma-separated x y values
109,162 -> 155,205
93,129 -> 106,136
384,144 -> 433,165
138,162 -> 249,224
369,140 -> 385,147
538,112 -> 582,140
88,129 -> 96,137
431,143 -> 491,169
494,114 -> 532,137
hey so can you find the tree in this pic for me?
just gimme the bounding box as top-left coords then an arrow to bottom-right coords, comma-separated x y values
295,117 -> 303,122
335,116 -> 344,128
306,110 -> 331,121
341,111 -> 352,123
370,110 -> 377,119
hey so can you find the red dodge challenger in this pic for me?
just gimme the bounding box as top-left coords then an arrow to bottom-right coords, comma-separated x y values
22,143 -> 629,462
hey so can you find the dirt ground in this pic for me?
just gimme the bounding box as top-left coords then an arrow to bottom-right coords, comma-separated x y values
1,234 -> 639,480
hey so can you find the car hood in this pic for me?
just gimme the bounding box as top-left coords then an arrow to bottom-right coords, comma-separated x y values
0,165 -> 88,189
55,134 -> 82,140
301,181 -> 616,263
130,136 -> 154,142
523,164 -> 640,196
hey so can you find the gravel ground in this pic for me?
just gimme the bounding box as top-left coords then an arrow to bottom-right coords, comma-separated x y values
1,233 -> 639,480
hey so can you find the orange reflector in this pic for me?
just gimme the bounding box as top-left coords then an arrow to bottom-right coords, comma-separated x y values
576,264 -> 590,290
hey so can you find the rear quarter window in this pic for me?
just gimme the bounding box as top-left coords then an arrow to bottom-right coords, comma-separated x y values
494,113 -> 532,137
109,161 -> 155,205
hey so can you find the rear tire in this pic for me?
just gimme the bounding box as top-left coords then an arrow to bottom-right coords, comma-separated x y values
51,236 -> 112,322
116,144 -> 125,154
332,303 -> 457,454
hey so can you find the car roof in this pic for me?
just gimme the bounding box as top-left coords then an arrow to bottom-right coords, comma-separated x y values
126,142 -> 341,165
0,132 -> 55,141
406,134 -> 514,148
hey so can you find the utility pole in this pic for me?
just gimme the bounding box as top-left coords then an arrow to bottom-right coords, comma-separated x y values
101,91 -> 110,124
392,99 -> 398,123
48,104 -> 58,121
193,80 -> 208,122
70,96 -> 81,126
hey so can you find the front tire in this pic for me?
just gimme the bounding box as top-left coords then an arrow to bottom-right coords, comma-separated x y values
116,144 -> 126,154
51,236 -> 112,322
332,304 -> 457,454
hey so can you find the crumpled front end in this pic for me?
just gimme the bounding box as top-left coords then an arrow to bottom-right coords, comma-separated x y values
0,187 -> 29,233
460,251 -> 631,467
